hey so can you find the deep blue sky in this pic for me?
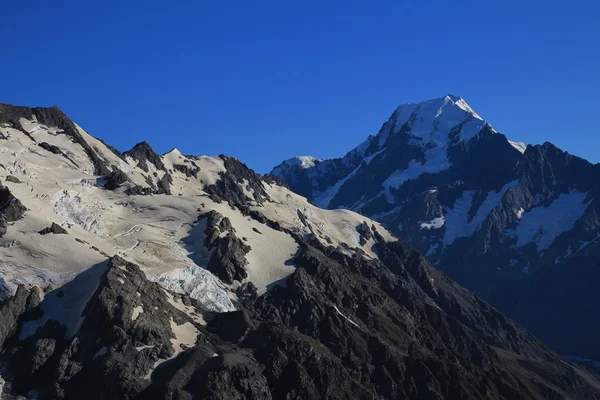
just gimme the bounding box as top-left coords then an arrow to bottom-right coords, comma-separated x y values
2,1 -> 598,173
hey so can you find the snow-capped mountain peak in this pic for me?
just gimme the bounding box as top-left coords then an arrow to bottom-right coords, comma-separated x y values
273,95 -> 600,367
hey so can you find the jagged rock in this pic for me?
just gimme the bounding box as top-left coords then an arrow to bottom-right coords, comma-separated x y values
102,169 -> 129,190
262,173 -> 289,188
38,223 -> 68,235
207,231 -> 249,284
173,163 -> 200,178
204,155 -> 269,209
0,256 -> 202,399
123,141 -> 166,173
3,175 -> 22,184
128,185 -> 154,196
199,210 -> 249,284
0,185 -> 26,237
38,142 -> 62,155
0,286 -> 42,347
157,172 -> 173,195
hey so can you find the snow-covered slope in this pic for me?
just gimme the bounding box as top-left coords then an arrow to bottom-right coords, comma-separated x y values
271,95 -> 600,361
0,103 -> 396,316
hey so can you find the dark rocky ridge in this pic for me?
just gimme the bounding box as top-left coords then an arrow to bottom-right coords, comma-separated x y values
122,141 -> 166,173
0,104 -> 117,176
200,210 -> 250,284
204,155 -> 270,210
38,222 -> 68,235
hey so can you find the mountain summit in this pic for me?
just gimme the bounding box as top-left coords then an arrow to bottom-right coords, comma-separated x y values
272,95 -> 600,362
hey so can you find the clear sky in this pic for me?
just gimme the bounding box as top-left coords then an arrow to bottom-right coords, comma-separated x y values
2,1 -> 598,173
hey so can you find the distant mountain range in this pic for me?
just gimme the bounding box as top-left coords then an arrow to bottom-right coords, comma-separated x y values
0,101 -> 598,398
272,94 -> 600,362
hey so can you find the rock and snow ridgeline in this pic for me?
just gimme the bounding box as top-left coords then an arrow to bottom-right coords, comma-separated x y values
1,101 -> 600,399
271,94 -> 600,363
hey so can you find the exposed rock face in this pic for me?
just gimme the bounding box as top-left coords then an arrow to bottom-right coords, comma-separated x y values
38,142 -> 63,155
173,163 -> 200,178
0,286 -> 42,347
103,168 -> 129,190
0,185 -> 26,237
0,256 -> 204,399
201,210 -> 250,284
157,172 -> 173,195
123,141 -> 166,173
204,155 -> 269,209
3,236 -> 599,399
38,222 -> 68,235
4,176 -> 22,184
273,95 -> 600,361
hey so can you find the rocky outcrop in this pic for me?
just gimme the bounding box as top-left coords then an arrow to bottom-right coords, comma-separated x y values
201,210 -> 250,284
4,176 -> 22,184
123,141 -> 166,173
204,155 -> 269,209
102,168 -> 129,190
38,142 -> 62,155
38,223 -> 68,235
0,286 -> 42,348
0,256 -> 204,399
0,185 -> 26,237
173,163 -> 200,178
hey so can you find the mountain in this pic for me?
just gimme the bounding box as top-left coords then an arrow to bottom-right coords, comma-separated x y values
0,103 -> 599,399
271,94 -> 600,363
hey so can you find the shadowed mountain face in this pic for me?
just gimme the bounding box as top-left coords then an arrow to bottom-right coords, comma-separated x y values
0,102 -> 599,399
272,95 -> 600,362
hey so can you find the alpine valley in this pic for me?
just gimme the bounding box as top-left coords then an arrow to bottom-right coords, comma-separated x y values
272,94 -> 600,366
0,101 -> 599,399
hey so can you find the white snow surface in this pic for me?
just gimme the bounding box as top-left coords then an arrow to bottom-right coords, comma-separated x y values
508,140 -> 527,154
420,217 -> 445,230
514,191 -> 591,251
380,96 -> 487,193
0,114 -> 399,339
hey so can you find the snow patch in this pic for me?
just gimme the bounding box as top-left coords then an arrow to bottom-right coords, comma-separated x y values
420,217 -> 445,230
132,305 -> 144,321
508,140 -> 527,154
577,233 -> 600,252
515,191 -> 591,251
516,208 -> 525,219
333,305 -> 360,328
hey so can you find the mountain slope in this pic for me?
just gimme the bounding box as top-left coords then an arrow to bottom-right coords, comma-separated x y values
272,95 -> 600,362
0,102 -> 599,399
